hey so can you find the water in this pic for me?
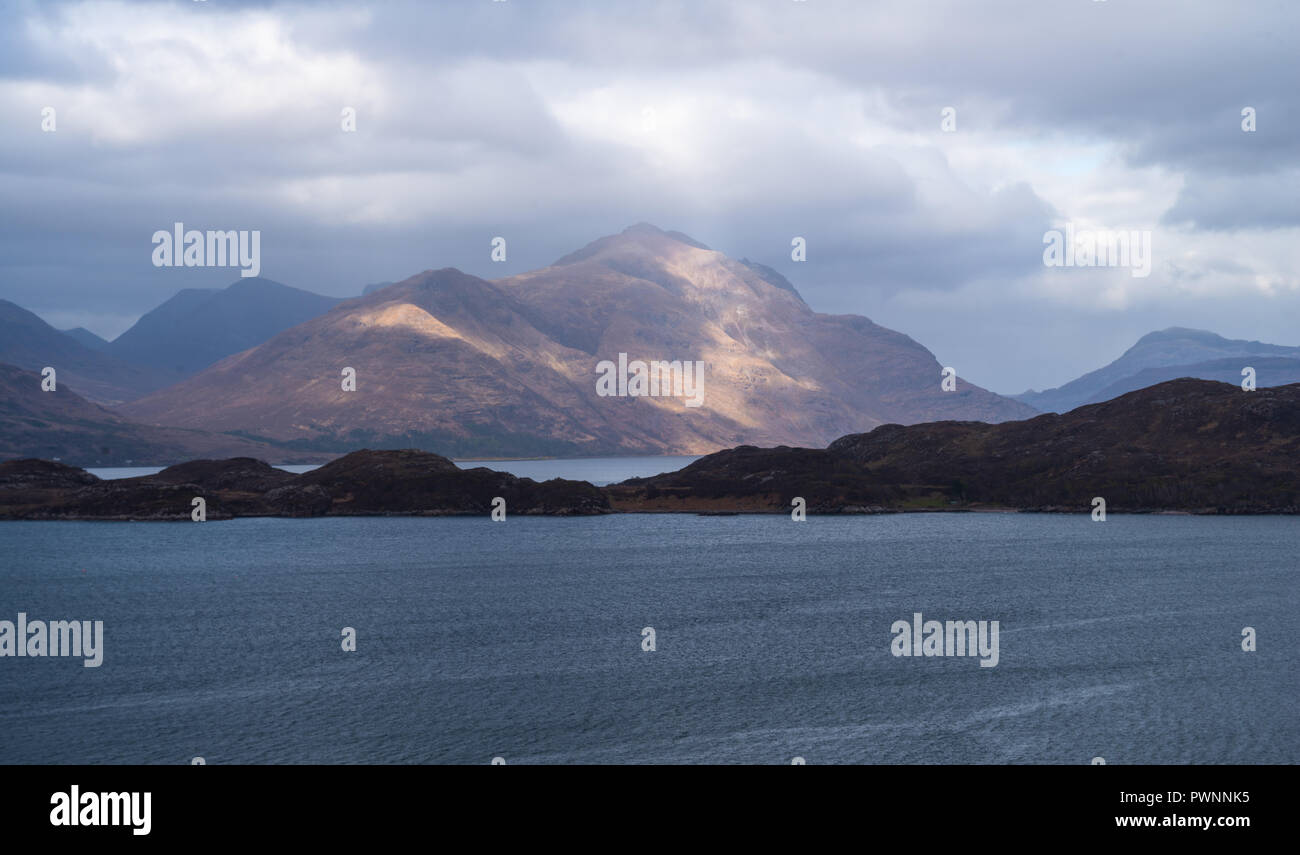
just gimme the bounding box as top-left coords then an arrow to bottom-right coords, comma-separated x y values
86,465 -> 321,481
0,514 -> 1295,764
85,455 -> 699,487
456,455 -> 700,486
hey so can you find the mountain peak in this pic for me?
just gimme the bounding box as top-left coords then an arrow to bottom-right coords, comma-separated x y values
1134,327 -> 1226,346
222,276 -> 289,294
553,224 -> 711,266
106,279 -> 340,383
405,268 -> 476,288
1016,326 -> 1300,413
620,222 -> 711,250
621,222 -> 666,236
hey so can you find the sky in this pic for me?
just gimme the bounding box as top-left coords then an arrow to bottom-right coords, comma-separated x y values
1,0 -> 1297,395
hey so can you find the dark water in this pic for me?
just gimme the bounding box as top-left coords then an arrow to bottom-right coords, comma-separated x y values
1,514 -> 1295,764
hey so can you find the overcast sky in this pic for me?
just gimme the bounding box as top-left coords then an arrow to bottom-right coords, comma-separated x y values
2,0 -> 1297,394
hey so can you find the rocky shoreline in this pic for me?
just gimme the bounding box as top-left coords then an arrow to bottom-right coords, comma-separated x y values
0,450 -> 612,520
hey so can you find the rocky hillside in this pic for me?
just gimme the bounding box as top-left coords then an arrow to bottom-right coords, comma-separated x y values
120,224 -> 1033,456
607,379 -> 1300,513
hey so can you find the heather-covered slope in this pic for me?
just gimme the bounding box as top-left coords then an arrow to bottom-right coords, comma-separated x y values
608,379 -> 1300,513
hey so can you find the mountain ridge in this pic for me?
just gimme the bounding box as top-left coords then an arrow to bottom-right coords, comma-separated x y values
0,361 -> 324,466
1015,327 -> 1300,412
0,300 -> 170,404
106,277 -> 341,382
120,225 -> 1034,456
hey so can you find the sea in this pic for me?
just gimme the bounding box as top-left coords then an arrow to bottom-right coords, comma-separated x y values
1,456 -> 1295,764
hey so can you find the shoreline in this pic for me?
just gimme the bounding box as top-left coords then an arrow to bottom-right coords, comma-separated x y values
1,506 -> 1283,522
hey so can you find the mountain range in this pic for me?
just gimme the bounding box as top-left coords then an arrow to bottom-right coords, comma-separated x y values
119,224 -> 1034,456
1015,327 -> 1300,413
61,327 -> 110,351
0,299 -> 169,404
103,277 -> 341,383
6,226 -> 1298,463
0,362 -> 313,466
3,279 -> 340,405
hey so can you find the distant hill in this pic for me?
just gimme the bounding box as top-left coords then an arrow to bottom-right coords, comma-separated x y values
608,378 -> 1300,514
0,300 -> 169,404
1016,327 -> 1300,413
1085,356 -> 1300,404
61,327 -> 110,352
120,224 -> 1034,457
106,277 -> 341,381
0,362 -> 325,466
362,282 -> 394,295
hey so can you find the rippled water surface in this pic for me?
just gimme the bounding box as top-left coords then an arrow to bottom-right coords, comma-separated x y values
1,513 -> 1295,764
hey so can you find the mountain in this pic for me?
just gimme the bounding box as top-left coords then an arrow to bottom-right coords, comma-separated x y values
607,378 -> 1300,513
61,327 -> 110,351
106,277 -> 341,381
0,362 -> 324,466
120,225 -> 1034,457
0,300 -> 169,404
362,282 -> 394,295
1085,356 -> 1300,404
1015,327 -> 1300,413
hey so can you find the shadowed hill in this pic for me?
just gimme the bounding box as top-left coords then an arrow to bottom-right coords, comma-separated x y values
0,362 -> 325,466
0,449 -> 610,519
106,277 -> 341,382
0,300 -> 169,403
607,378 -> 1300,513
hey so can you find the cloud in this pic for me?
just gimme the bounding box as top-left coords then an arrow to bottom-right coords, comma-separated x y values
0,0 -> 1296,392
